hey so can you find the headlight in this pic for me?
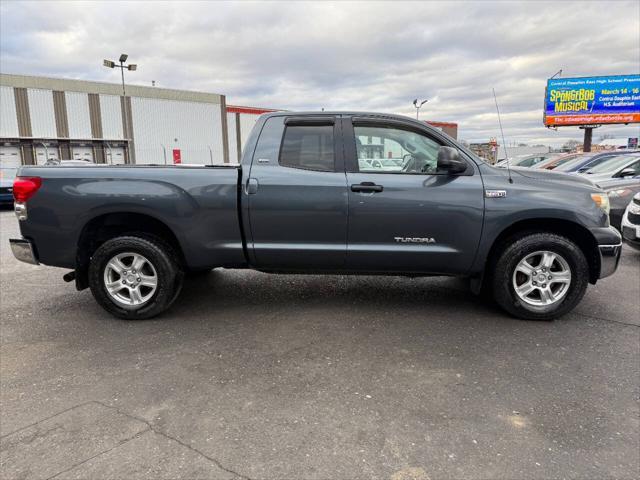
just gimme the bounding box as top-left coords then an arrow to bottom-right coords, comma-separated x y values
629,202 -> 640,215
590,193 -> 610,215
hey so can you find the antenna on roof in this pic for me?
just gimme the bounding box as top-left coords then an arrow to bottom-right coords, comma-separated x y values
493,88 -> 513,184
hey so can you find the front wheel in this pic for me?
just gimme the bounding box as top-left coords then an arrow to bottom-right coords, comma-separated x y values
88,236 -> 183,319
492,233 -> 589,320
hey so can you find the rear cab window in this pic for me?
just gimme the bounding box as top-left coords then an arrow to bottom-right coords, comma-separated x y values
279,125 -> 335,172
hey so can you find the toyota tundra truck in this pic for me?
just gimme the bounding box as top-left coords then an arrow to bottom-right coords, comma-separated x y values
9,112 -> 622,320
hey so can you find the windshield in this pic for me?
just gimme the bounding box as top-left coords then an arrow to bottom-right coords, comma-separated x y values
554,155 -> 594,172
585,155 -> 639,174
0,167 -> 18,182
516,155 -> 549,167
552,154 -> 582,167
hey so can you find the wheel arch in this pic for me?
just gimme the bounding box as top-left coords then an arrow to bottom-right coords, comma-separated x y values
75,212 -> 186,290
483,218 -> 600,286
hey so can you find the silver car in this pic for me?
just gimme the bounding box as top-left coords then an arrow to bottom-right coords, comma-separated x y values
580,154 -> 640,183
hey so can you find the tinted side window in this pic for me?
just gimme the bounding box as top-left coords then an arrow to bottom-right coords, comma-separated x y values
279,125 -> 334,172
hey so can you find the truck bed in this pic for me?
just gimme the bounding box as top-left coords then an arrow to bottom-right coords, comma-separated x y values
16,164 -> 246,270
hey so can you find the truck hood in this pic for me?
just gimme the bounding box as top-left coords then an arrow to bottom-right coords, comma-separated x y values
510,166 -> 598,189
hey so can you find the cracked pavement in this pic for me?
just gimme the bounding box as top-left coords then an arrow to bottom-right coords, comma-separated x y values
1,210 -> 639,479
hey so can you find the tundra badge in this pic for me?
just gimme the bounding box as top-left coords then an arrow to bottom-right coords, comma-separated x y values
485,189 -> 507,198
394,237 -> 436,244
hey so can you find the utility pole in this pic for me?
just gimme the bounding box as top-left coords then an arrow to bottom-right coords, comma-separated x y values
581,125 -> 598,152
103,54 -> 137,163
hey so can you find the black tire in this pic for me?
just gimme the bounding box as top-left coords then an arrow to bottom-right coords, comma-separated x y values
492,233 -> 589,320
88,235 -> 183,320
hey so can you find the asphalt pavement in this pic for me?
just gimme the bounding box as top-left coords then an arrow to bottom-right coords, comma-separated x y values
1,209 -> 638,479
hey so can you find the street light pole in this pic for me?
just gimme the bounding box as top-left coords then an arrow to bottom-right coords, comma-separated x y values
103,54 -> 137,163
120,61 -> 126,97
413,98 -> 428,120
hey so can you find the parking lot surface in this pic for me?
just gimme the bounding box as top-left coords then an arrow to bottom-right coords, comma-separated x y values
1,209 -> 638,479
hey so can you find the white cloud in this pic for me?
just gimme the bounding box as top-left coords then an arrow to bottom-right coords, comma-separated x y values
1,0 -> 639,145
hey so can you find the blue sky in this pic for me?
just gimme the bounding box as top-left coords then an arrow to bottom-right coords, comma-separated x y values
1,0 -> 638,146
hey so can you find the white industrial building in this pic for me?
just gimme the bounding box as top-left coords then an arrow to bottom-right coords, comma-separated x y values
0,73 -> 276,167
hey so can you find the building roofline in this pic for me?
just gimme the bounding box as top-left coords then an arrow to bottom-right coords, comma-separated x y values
0,73 -> 222,104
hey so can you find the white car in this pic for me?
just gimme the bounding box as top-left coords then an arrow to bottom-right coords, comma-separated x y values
361,158 -> 404,172
621,193 -> 640,250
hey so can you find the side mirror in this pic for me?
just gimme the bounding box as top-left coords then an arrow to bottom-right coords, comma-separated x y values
618,167 -> 636,178
437,146 -> 467,174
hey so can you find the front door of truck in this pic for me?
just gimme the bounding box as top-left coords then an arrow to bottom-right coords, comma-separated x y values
246,115 -> 348,270
343,117 -> 484,274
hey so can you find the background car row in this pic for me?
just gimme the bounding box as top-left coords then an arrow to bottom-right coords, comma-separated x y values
496,150 -> 640,238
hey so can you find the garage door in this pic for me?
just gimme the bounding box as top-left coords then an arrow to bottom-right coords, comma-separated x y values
0,146 -> 22,168
35,146 -> 60,165
72,146 -> 94,162
105,147 -> 126,165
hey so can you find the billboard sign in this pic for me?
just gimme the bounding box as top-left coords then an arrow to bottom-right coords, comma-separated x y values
544,74 -> 640,127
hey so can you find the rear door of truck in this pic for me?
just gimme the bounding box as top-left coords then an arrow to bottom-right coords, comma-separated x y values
244,114 -> 348,270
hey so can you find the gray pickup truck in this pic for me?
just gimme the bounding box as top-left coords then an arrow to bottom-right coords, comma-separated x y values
10,112 -> 621,320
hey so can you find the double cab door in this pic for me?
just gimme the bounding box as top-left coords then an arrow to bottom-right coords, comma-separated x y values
246,114 -> 484,274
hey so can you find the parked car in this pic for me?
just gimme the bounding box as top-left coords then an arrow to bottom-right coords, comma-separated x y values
364,158 -> 402,171
596,178 -> 640,231
495,153 -> 557,168
532,153 -> 583,170
9,111 -> 621,321
580,153 -> 640,183
0,166 -> 17,205
554,150 -> 639,174
44,159 -> 94,166
621,193 -> 640,250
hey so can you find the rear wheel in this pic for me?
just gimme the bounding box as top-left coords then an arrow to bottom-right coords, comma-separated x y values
492,233 -> 589,320
89,236 -> 183,319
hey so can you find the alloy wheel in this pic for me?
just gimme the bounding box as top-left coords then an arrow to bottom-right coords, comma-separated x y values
512,250 -> 572,307
103,252 -> 158,307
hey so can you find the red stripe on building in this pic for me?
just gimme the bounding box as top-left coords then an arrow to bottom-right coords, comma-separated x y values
226,105 -> 279,115
424,120 -> 458,128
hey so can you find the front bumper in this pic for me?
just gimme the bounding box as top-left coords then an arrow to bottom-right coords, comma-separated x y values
598,243 -> 622,278
621,210 -> 640,251
591,227 -> 622,278
9,238 -> 39,265
590,226 -> 622,279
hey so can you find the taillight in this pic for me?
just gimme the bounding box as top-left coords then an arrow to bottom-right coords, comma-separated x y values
13,176 -> 42,202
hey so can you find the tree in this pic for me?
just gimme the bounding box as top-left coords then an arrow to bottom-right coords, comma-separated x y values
562,139 -> 581,150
